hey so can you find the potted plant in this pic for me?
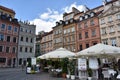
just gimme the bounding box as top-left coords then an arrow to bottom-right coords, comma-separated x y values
66,60 -> 71,79
61,58 -> 69,78
87,68 -> 93,80
69,59 -> 75,80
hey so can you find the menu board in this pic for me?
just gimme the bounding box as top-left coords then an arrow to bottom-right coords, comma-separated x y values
78,58 -> 87,70
89,58 -> 99,69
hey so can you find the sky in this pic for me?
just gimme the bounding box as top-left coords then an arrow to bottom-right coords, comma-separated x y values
0,0 -> 110,34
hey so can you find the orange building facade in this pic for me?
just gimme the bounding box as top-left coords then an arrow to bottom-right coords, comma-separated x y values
75,11 -> 101,51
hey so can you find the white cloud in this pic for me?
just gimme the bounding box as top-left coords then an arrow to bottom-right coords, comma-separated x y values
63,2 -> 88,12
30,8 -> 63,34
30,2 -> 85,34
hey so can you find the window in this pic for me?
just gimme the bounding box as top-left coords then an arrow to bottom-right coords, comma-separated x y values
67,37 -> 70,42
79,44 -> 82,51
20,47 -> 22,52
0,46 -> 3,52
110,38 -> 117,46
1,24 -> 5,29
65,21 -> 68,24
109,26 -> 115,33
79,33 -> 82,39
20,37 -> 23,41
102,39 -> 108,45
118,24 -> 120,31
26,37 -> 28,42
0,58 -> 6,63
116,14 -> 120,20
86,43 -> 89,48
8,26 -> 12,30
30,48 -> 32,53
14,27 -> 18,32
25,47 -> 28,52
93,42 -> 97,45
91,12 -> 94,17
92,29 -> 96,37
90,19 -> 94,25
67,28 -> 70,33
19,58 -> 22,65
84,22 -> 88,28
71,27 -> 75,32
29,30 -> 32,33
25,29 -> 28,33
7,36 -> 10,42
0,34 -> 4,41
30,38 -> 33,43
64,30 -> 66,34
80,16 -> 83,21
12,47 -> 16,53
100,18 -> 105,24
85,32 -> 88,38
108,16 -> 112,22
71,35 -> 75,41
6,47 -> 10,53
13,37 -> 16,43
78,23 -> 82,29
101,28 -> 107,35
70,19 -> 73,23
85,15 -> 88,19
20,28 -> 23,32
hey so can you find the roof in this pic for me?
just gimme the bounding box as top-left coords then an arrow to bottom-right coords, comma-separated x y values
0,5 -> 15,14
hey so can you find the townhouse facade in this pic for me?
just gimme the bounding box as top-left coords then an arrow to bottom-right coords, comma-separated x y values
18,21 -> 36,66
99,0 -> 120,47
41,31 -> 53,55
35,31 -> 46,57
63,18 -> 76,52
53,20 -> 64,50
0,5 -> 20,67
75,11 -> 102,51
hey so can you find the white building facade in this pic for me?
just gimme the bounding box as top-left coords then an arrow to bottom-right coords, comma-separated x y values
18,21 -> 36,66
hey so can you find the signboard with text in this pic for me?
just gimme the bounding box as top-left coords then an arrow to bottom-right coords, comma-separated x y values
31,57 -> 36,65
78,58 -> 87,70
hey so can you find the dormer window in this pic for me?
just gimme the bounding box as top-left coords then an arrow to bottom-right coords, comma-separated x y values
70,19 -> 73,23
56,22 -> 59,26
60,21 -> 63,24
65,21 -> 68,24
79,16 -> 83,21
85,15 -> 88,19
91,12 -> 94,17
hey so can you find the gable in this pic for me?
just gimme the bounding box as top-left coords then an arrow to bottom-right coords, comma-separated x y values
100,5 -> 120,17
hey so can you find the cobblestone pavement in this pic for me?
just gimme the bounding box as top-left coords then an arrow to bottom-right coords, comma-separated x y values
0,68 -> 79,80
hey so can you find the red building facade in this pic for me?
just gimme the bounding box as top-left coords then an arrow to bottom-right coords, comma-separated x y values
75,11 -> 101,51
0,6 -> 20,67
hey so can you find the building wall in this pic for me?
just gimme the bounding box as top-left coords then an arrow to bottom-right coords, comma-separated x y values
99,0 -> 120,47
53,21 -> 64,50
63,19 -> 76,52
18,21 -> 36,66
0,15 -> 19,67
0,5 -> 15,18
35,31 -> 47,57
75,12 -> 101,51
41,31 -> 53,54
